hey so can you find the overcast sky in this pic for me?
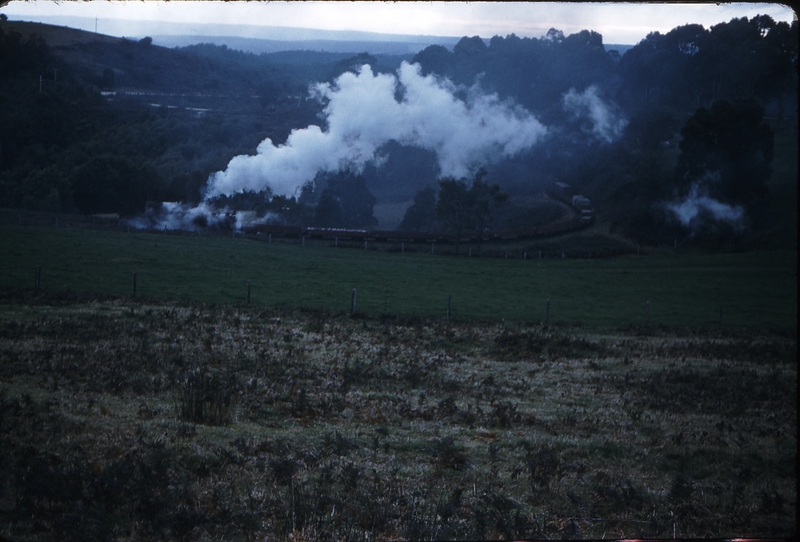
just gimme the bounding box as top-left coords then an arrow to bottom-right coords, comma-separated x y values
2,1 -> 796,45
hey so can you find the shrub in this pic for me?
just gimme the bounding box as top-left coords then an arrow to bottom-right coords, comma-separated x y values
176,367 -> 237,425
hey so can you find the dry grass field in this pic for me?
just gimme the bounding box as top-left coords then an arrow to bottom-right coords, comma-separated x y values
0,295 -> 795,540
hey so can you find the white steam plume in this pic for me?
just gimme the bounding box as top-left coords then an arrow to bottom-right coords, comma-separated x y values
667,183 -> 745,229
206,62 -> 547,199
127,202 -> 279,231
562,85 -> 627,143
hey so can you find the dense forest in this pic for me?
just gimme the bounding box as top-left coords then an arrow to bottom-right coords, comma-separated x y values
0,15 -> 796,246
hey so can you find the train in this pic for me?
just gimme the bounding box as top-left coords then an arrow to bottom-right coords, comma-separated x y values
549,181 -> 595,223
241,183 -> 594,243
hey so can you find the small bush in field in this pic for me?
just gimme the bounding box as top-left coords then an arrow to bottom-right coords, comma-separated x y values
176,368 -> 237,425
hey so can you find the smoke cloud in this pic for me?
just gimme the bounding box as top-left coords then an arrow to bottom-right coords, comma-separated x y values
562,85 -> 627,143
666,183 -> 745,229
127,202 -> 278,232
206,62 -> 547,199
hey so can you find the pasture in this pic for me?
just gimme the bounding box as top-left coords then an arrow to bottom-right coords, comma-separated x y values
0,224 -> 796,539
0,224 -> 796,330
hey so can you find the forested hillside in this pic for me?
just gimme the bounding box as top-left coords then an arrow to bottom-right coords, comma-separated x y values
0,21 -> 326,214
405,21 -> 796,244
0,16 -> 796,248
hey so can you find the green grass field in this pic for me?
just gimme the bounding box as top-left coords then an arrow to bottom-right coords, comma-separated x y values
1,224 -> 796,330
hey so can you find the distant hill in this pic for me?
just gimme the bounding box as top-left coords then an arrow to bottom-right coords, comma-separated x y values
4,14 -> 464,54
0,20 -> 301,96
0,18 -> 328,214
604,43 -> 634,55
0,19 -> 124,47
151,34 -> 458,55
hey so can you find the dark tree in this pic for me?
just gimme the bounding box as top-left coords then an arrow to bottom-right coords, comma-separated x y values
313,187 -> 345,228
674,98 -> 773,223
313,171 -> 377,229
470,171 -> 508,253
436,178 -> 471,253
412,45 -> 453,76
453,36 -> 488,56
436,169 -> 507,253
619,24 -> 707,109
398,186 -> 437,231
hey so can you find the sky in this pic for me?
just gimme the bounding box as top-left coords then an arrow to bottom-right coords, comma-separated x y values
1,1 -> 796,45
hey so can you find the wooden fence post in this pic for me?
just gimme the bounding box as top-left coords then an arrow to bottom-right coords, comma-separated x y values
545,299 -> 550,325
335,237 -> 338,248
351,288 -> 357,315
364,240 -> 367,250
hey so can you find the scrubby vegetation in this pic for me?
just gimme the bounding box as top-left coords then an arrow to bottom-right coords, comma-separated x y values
0,298 -> 795,540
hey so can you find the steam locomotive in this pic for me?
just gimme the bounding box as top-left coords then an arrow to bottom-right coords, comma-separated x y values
241,183 -> 594,242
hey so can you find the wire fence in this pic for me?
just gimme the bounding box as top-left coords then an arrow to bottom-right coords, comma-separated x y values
0,208 -> 640,259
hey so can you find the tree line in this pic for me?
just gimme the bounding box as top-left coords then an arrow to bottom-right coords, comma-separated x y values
0,15 -> 796,246
406,15 -> 794,243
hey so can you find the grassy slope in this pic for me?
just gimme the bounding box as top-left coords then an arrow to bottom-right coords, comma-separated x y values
0,20 -> 124,47
1,224 -> 796,330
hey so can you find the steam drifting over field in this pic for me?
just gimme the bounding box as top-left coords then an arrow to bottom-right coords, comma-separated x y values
206,62 -> 547,199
